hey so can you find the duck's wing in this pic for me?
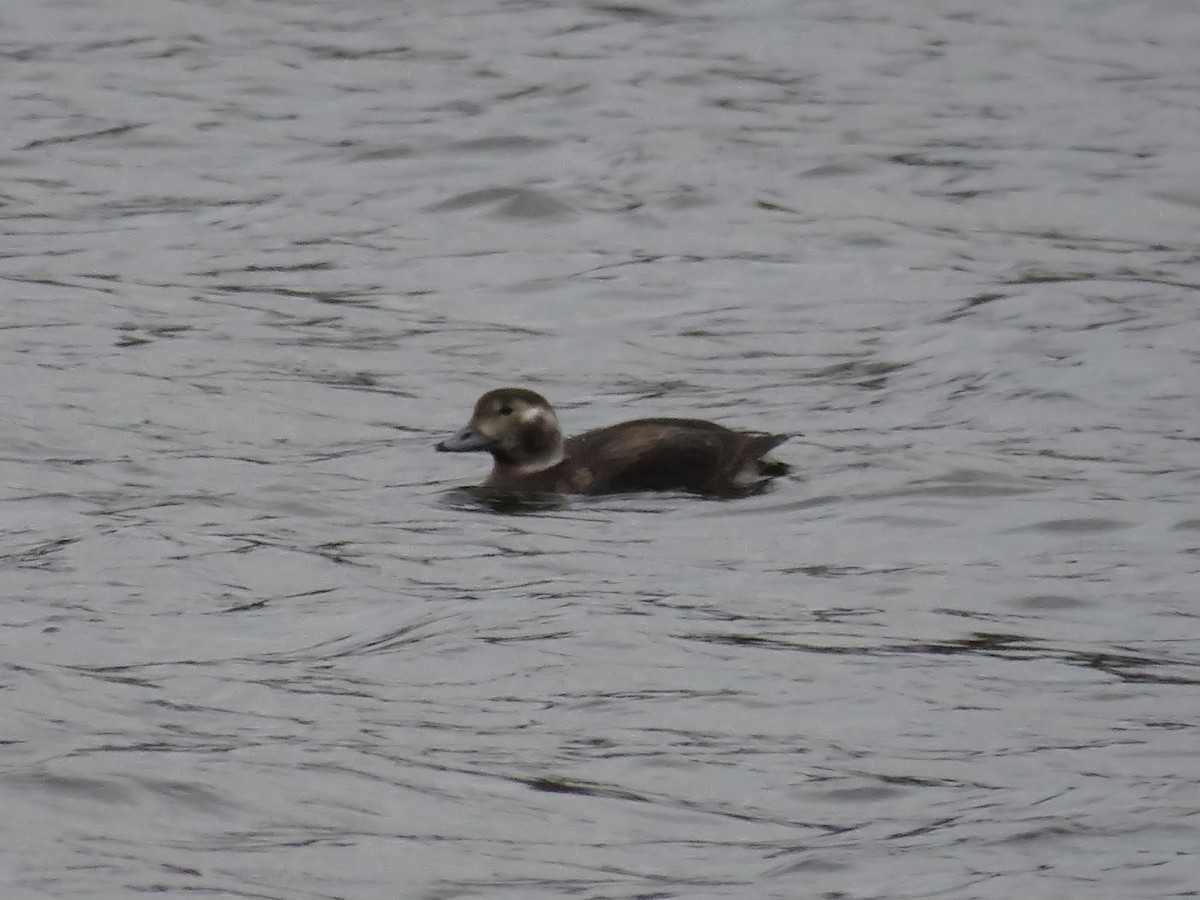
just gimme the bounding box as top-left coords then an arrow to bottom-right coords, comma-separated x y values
566,419 -> 788,495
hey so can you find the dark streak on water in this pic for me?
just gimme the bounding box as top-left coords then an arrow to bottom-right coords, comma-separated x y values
2,1 -> 1200,899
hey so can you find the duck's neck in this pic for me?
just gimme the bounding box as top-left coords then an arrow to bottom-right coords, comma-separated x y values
501,443 -> 565,475
492,425 -> 566,474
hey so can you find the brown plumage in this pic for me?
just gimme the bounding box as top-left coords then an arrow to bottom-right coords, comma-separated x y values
436,388 -> 790,497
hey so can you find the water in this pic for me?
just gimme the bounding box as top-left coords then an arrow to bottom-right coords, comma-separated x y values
2,0 -> 1198,897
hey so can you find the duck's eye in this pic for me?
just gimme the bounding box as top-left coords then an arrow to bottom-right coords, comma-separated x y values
498,405 -> 513,416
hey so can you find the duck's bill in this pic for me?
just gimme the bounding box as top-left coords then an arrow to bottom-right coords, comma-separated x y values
436,428 -> 497,452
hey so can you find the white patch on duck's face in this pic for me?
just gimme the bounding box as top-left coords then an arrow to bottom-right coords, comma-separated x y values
518,404 -> 548,425
468,415 -> 503,441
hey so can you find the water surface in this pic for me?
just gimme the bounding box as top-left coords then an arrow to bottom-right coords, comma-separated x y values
2,1 -> 1198,898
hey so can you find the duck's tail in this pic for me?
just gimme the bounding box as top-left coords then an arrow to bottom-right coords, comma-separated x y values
731,433 -> 792,488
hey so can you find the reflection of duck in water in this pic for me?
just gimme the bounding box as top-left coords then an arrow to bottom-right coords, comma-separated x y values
437,388 -> 790,497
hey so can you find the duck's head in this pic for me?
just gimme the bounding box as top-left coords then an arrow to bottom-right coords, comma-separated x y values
436,388 -> 565,473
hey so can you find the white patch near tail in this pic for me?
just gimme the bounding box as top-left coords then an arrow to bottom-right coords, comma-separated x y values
732,458 -> 767,488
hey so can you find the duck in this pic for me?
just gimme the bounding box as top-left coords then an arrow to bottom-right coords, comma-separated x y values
436,387 -> 790,497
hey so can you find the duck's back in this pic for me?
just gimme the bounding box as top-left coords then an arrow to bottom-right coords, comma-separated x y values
561,418 -> 789,496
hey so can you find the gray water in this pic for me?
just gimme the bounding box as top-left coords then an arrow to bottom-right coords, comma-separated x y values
2,1 -> 1198,898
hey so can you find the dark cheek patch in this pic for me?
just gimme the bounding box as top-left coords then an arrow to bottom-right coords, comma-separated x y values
520,423 -> 555,458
